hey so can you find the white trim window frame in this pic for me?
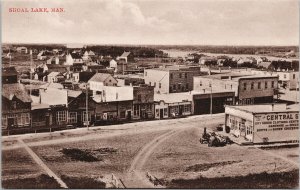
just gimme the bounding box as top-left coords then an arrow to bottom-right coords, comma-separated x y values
57,111 -> 67,123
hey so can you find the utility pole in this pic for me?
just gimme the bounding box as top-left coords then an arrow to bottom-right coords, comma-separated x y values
86,84 -> 89,130
9,48 -> 11,66
209,82 -> 212,116
30,49 -> 33,96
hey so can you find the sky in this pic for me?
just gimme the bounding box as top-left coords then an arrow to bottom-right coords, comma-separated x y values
2,0 -> 299,46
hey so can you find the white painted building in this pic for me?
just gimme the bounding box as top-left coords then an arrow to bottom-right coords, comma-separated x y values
225,104 -> 299,144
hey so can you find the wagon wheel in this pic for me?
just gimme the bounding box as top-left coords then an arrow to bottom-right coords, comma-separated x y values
200,138 -> 203,144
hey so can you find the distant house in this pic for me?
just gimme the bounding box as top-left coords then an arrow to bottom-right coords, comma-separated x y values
2,83 -> 32,129
37,51 -> 48,60
88,50 -> 95,56
47,72 -> 64,83
82,51 -> 91,61
83,64 -> 105,73
70,63 -> 84,72
88,73 -> 118,87
117,51 -> 134,63
65,53 -> 83,65
2,67 -> 18,84
47,64 -> 69,73
110,59 -> 127,73
36,63 -> 49,73
46,56 -> 60,65
16,47 -> 28,54
199,56 -> 217,65
110,59 -> 118,68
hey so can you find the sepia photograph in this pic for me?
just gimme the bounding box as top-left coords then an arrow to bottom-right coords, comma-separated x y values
1,0 -> 299,188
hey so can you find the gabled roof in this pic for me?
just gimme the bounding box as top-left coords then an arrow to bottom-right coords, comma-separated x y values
66,90 -> 82,98
37,51 -> 45,56
47,72 -> 61,77
110,59 -> 117,64
2,83 -> 32,103
88,50 -> 95,56
83,51 -> 89,56
88,73 -> 114,83
40,82 -> 64,89
2,67 -> 18,76
70,53 -> 82,59
120,51 -> 131,57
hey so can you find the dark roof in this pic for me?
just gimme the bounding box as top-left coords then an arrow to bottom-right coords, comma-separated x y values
120,52 -> 131,57
2,67 -> 18,76
89,73 -> 114,82
2,83 -> 32,102
71,53 -> 82,59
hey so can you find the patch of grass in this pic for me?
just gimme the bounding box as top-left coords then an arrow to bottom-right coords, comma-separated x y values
61,175 -> 106,189
166,169 -> 299,189
2,174 -> 61,189
287,154 -> 299,158
185,160 -> 242,172
93,147 -> 118,154
60,148 -> 101,162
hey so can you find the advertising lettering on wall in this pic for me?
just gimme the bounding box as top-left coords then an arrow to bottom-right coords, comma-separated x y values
254,112 -> 299,131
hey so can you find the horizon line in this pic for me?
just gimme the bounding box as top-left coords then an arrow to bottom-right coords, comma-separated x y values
2,42 -> 299,47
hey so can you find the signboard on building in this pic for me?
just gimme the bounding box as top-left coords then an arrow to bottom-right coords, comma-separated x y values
254,112 -> 299,132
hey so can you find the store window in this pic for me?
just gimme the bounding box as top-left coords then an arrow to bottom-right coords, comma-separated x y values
95,113 -> 102,121
164,108 -> 168,117
68,112 -> 77,124
120,111 -> 126,118
184,104 -> 191,112
57,111 -> 67,122
134,105 -> 139,116
155,109 -> 159,118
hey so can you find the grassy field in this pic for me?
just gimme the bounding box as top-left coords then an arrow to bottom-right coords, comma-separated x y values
145,127 -> 299,188
2,148 -> 61,189
31,130 -> 167,177
2,115 -> 299,188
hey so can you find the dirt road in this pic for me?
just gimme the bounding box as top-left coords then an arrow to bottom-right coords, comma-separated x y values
17,139 -> 68,188
123,117 -> 223,188
2,114 -> 225,151
124,130 -> 179,188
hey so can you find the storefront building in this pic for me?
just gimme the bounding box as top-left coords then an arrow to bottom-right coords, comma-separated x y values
225,104 -> 299,144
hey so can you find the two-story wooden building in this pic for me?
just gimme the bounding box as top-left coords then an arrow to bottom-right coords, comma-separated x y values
144,66 -> 205,94
2,84 -> 32,131
133,84 -> 155,120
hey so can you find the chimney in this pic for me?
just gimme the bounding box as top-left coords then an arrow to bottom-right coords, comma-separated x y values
203,89 -> 205,93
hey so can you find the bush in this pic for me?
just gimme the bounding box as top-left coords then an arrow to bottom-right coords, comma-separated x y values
60,148 -> 100,162
61,175 -> 106,189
